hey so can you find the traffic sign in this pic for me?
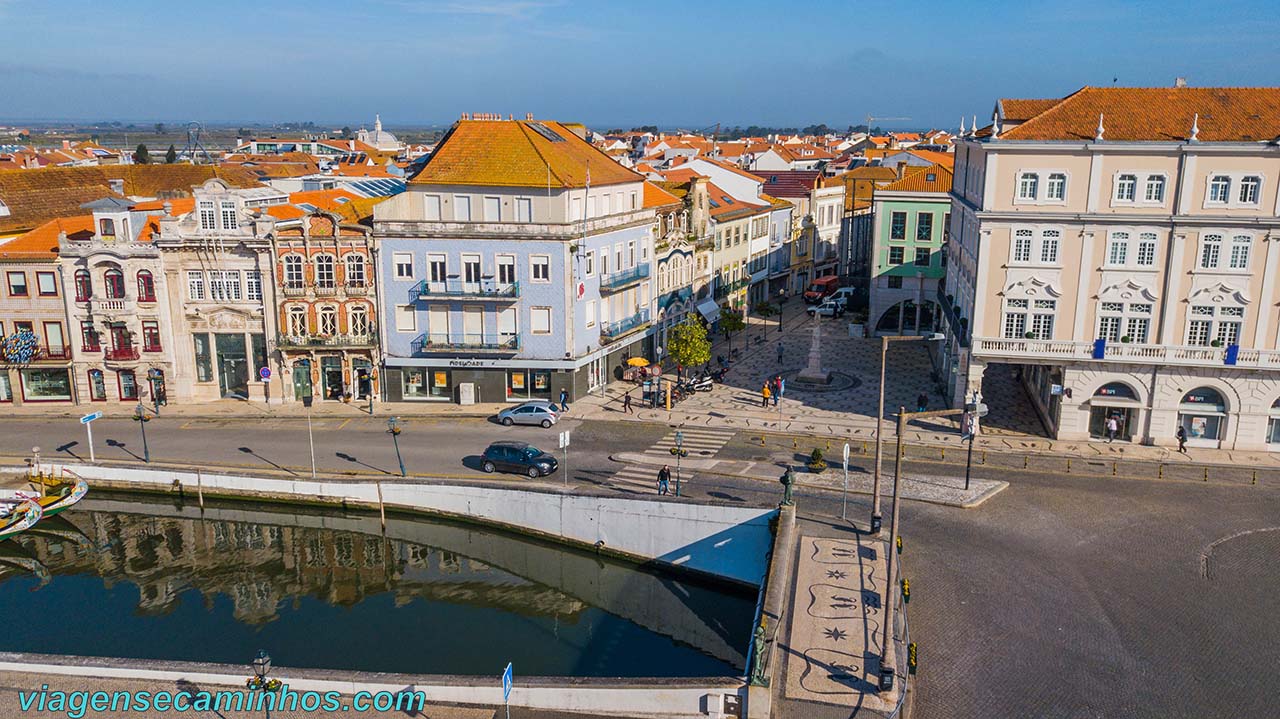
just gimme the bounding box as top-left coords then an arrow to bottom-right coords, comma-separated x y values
259,366 -> 272,381
558,430 -> 571,449
842,442 -> 850,466
502,662 -> 513,703
80,412 -> 103,424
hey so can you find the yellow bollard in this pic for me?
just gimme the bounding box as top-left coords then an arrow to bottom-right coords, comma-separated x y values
1066,458 -> 1071,474
1112,462 -> 1117,477
1204,467 -> 1209,482
759,436 -> 766,447
940,448 -> 945,461
826,440 -> 831,450
1023,455 -> 1029,470
793,437 -> 798,449
862,442 -> 868,454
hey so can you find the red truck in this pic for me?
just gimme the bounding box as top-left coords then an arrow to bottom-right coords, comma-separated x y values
803,275 -> 841,304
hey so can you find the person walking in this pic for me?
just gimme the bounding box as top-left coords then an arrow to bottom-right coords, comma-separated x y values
559,388 -> 569,413
777,342 -> 785,364
623,391 -> 633,414
657,465 -> 671,495
761,382 -> 772,407
777,375 -> 785,401
916,392 -> 928,413
1106,415 -> 1119,442
772,375 -> 781,406
1176,425 -> 1188,453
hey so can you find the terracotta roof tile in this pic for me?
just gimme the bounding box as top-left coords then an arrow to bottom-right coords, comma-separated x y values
879,163 -> 953,193
999,98 -> 1063,122
642,181 -> 681,209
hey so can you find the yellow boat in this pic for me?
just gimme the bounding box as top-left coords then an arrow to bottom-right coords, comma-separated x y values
0,499 -> 42,540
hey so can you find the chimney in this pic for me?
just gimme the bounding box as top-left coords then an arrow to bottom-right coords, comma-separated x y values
349,140 -> 355,151
1174,77 -> 1188,88
896,161 -> 907,180
162,201 -> 173,217
62,140 -> 70,151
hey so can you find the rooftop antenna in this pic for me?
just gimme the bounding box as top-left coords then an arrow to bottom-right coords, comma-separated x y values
179,121 -> 212,164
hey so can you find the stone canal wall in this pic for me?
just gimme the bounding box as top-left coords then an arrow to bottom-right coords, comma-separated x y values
36,462 -> 776,587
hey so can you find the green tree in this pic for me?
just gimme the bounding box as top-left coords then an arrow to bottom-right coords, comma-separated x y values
754,302 -> 780,335
134,143 -> 151,164
341,126 -> 353,139
154,123 -> 166,135
719,307 -> 746,358
665,317 -> 711,379
164,145 -> 177,163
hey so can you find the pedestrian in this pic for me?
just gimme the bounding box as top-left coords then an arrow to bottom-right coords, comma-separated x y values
777,375 -> 785,400
623,391 -> 633,414
761,383 -> 772,407
1176,425 -> 1187,453
559,388 -> 569,413
1106,415 -> 1119,442
772,375 -> 781,406
916,392 -> 928,413
777,342 -> 784,364
657,465 -> 671,495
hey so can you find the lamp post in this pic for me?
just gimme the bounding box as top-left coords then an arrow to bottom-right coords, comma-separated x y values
132,402 -> 151,463
250,649 -> 277,719
386,417 -> 406,477
879,406 -> 908,692
778,288 -> 786,333
302,394 -> 316,479
669,431 -> 688,496
871,333 -> 945,535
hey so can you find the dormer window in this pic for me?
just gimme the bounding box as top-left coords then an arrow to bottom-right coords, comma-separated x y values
220,201 -> 238,229
99,218 -> 115,239
198,201 -> 216,230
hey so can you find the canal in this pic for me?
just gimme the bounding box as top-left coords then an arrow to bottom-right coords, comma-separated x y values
0,494 -> 757,677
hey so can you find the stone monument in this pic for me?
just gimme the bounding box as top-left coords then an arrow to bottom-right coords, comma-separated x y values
796,316 -> 832,385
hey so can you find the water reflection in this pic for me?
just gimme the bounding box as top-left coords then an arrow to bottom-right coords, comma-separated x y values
0,495 -> 755,677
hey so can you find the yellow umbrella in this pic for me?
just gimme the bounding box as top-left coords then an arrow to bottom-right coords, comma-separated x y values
626,357 -> 650,367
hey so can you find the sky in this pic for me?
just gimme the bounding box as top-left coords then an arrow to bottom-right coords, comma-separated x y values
1,0 -> 1278,130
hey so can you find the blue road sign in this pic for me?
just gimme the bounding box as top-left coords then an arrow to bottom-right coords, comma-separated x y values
80,412 -> 103,424
259,366 -> 272,380
502,662 -> 513,703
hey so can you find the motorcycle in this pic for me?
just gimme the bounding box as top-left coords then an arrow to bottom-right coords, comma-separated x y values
711,367 -> 730,383
688,374 -> 714,392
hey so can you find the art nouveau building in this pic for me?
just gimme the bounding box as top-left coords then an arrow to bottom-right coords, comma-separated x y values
943,85 -> 1280,450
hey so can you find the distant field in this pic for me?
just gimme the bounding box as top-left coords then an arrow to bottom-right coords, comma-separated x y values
12,125 -> 445,153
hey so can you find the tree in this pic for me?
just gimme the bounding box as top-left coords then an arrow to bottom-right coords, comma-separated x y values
164,145 -> 177,164
719,307 -> 746,359
134,143 -> 151,164
341,126 -> 353,139
154,123 -> 166,135
665,317 -> 711,379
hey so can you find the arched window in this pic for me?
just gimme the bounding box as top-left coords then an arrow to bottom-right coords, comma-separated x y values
286,305 -> 307,336
1179,386 -> 1227,445
99,218 -> 115,238
74,270 -> 92,302
1094,382 -> 1137,400
103,268 -> 125,299
317,305 -> 337,335
314,255 -> 336,289
1181,387 -> 1225,410
348,304 -> 369,336
283,255 -> 304,289
1268,397 -> 1280,445
344,254 -> 366,288
136,270 -> 156,302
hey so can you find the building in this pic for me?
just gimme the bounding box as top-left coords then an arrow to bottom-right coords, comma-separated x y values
649,180 -> 705,352
355,115 -> 404,153
836,165 -> 901,294
867,163 -> 951,334
373,117 -> 654,404
0,223 -> 75,403
944,84 -> 1280,450
752,170 -> 845,293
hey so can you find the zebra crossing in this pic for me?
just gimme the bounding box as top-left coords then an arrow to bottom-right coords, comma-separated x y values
605,427 -> 736,494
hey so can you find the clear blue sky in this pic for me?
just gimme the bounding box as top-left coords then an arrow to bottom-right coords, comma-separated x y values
2,0 -> 1277,130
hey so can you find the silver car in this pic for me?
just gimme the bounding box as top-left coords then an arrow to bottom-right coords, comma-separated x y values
497,402 -> 560,428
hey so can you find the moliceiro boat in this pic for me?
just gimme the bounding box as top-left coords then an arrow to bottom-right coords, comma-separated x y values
0,470 -> 90,522
0,500 -> 42,540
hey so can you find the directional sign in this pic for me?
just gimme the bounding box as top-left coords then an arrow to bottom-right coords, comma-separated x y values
558,430 -> 571,449
80,412 -> 103,424
259,367 -> 272,381
502,662 -> 513,703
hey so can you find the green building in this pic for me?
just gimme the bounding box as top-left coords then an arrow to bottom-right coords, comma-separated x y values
869,163 -> 952,334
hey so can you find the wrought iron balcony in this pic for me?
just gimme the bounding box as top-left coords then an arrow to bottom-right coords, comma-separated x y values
600,308 -> 652,342
277,332 -> 378,349
412,279 -> 520,301
411,333 -> 520,353
599,263 -> 650,292
104,346 -> 140,361
38,346 -> 72,360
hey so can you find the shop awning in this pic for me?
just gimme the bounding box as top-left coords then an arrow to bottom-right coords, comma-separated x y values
696,298 -> 721,323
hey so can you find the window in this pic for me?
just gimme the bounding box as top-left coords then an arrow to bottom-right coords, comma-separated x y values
1013,229 -> 1033,263
1239,176 -> 1261,204
395,305 -> 416,332
42,322 -> 64,355
315,255 -> 335,288
1002,299 -> 1028,338
1030,310 -> 1055,340
118,370 -> 138,401
81,322 -> 100,351
454,195 -> 471,221
888,247 -> 904,265
424,194 -> 442,220
103,268 -> 124,299
88,369 -> 106,401
1040,229 -> 1060,264
136,270 -> 155,302
393,252 -> 413,279
916,213 -> 933,242
1199,234 -> 1223,269
36,272 -> 57,297
584,300 -> 596,328
1137,233 -> 1157,266
1017,173 -> 1039,200
531,307 -> 552,334
1229,234 -> 1251,269
462,253 -> 481,286
141,321 -> 161,352
317,306 -> 337,335
887,276 -> 903,289
1187,305 -> 1243,346
1144,176 -> 1165,202
531,255 -> 550,282
220,201 -> 237,229
914,248 -> 931,266
349,305 -> 369,336
1098,315 -> 1121,342
483,196 -> 501,222
497,255 -> 516,285
516,197 -> 532,222
890,212 -> 906,240
6,271 -> 27,297
99,218 -> 115,238
1046,173 -> 1066,201
1098,301 -> 1152,343
74,270 -> 92,301
943,212 -> 951,242
345,254 -> 366,287
198,201 -> 216,230
1107,232 -> 1130,266
1208,176 -> 1230,203
246,270 -> 262,301
282,255 -> 303,288
1115,174 -> 1137,201
214,270 -> 241,301
425,254 -> 446,289
286,305 -> 307,336
584,251 -> 594,277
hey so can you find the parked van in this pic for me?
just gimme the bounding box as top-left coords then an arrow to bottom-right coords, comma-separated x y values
830,286 -> 856,308
803,275 -> 841,304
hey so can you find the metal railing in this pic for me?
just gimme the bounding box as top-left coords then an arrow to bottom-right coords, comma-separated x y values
38,346 -> 72,360
600,308 -> 651,341
599,262 -> 650,292
103,346 -> 140,361
972,336 -> 1280,369
412,333 -> 519,353
276,332 -> 378,349
412,279 -> 520,300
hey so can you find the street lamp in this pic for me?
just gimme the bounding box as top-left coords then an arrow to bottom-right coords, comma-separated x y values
249,650 -> 279,718
132,402 -> 151,463
669,430 -> 688,496
879,406 -> 908,693
386,417 -> 406,477
870,333 -> 944,535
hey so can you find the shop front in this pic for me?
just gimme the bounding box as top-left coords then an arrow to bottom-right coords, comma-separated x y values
1178,387 -> 1227,449
1087,382 -> 1139,441
1269,398 -> 1280,451
19,368 -> 73,402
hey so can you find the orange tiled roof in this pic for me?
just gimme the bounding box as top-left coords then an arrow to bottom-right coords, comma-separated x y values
658,167 -> 705,183
999,98 -> 1063,122
130,197 -> 196,214
412,119 -> 643,188
879,163 -> 953,194
707,181 -> 768,220
998,86 -> 1280,142
643,181 -> 681,209
0,216 -> 92,257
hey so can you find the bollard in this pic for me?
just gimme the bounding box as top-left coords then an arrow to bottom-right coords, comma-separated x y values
793,437 -> 798,449
862,442 -> 868,454
196,469 -> 204,510
1112,462 -> 1117,477
1252,470 -> 1257,485
941,448 -> 945,461
981,450 -> 986,465
1066,458 -> 1071,474
826,440 -> 831,450
1023,455 -> 1028,470
1158,464 -> 1164,480
1204,467 -> 1209,482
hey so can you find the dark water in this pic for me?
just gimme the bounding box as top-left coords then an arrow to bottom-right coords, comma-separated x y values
0,494 -> 756,677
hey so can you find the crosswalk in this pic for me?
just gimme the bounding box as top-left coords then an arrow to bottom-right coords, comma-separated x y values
605,426 -> 736,494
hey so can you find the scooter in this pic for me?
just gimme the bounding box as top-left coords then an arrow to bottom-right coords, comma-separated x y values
711,367 -> 730,383
688,374 -> 714,392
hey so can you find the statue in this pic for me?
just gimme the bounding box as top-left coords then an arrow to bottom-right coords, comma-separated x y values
780,467 -> 795,507
796,316 -> 832,384
750,621 -> 770,686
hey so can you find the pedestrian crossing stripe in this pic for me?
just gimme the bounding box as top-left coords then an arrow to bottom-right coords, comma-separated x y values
645,427 -> 735,458
609,465 -> 690,493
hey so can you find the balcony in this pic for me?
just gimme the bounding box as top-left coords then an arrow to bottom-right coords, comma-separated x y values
599,263 -> 650,293
412,279 -> 519,301
281,282 -> 307,297
345,281 -> 370,296
315,283 -> 338,297
713,278 -> 749,298
90,298 -> 129,314
411,333 -> 519,353
38,346 -> 71,361
972,337 -> 1280,370
104,346 -> 140,361
600,308 -> 652,343
276,332 -> 378,349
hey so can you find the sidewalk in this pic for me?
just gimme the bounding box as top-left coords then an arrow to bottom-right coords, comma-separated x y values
0,398 -> 508,421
